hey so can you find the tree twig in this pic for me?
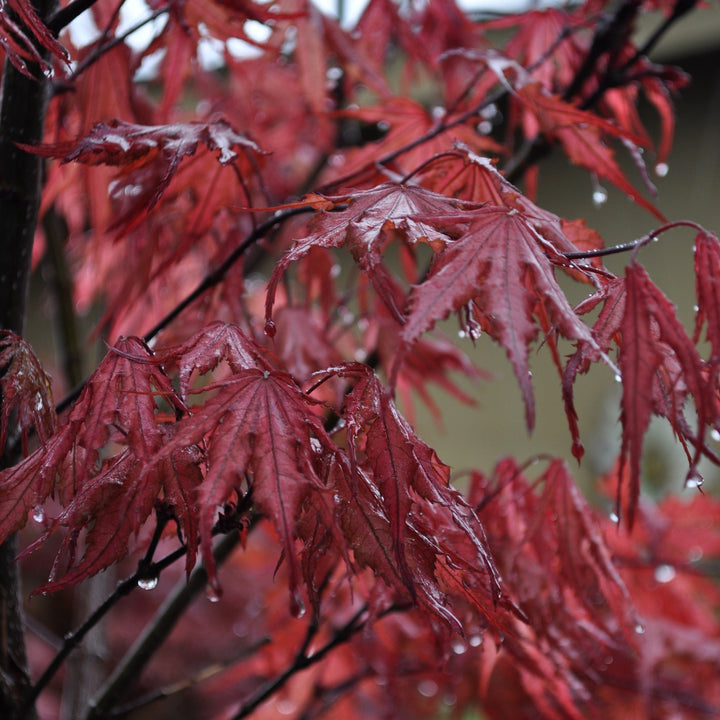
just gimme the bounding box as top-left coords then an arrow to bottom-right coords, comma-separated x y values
229,604 -> 368,720
85,530 -> 241,720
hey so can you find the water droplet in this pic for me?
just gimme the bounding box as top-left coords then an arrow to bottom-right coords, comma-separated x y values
654,564 -> 676,583
138,576 -> 158,591
688,545 -> 704,562
592,187 -> 608,207
609,512 -> 620,524
634,622 -> 646,635
685,471 -> 703,489
326,66 -> 343,81
264,320 -> 276,338
206,584 -> 222,602
712,429 -> 720,442
614,373 -> 622,383
693,304 -> 700,313
451,637 -> 467,655
468,634 -> 483,647
290,595 -> 306,618
655,162 -> 669,177
32,506 -> 44,523
276,698 -> 296,715
458,330 -> 467,338
418,679 -> 438,698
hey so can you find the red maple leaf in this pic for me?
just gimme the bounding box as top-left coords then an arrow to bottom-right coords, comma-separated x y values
265,183 -> 473,323
518,83 -> 665,220
399,205 -> 599,429
0,337 -> 187,581
693,230 -> 720,363
0,331 -> 56,457
0,0 -> 67,78
149,367 -> 331,610
25,119 -> 262,212
618,262 -> 715,527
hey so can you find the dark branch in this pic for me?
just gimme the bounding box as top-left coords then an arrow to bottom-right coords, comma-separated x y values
55,205 -> 313,413
85,531 -> 241,720
563,220 -> 706,261
47,0 -> 101,35
229,604 -> 369,720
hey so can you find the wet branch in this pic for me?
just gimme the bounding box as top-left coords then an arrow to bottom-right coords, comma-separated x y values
85,530 -> 241,720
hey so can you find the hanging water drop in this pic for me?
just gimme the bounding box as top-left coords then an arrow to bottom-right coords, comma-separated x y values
609,511 -> 620,524
711,428 -> 720,442
290,594 -> 306,618
138,576 -> 158,591
685,471 -> 703,489
468,634 -> 483,647
614,373 -> 622,383
32,506 -> 44,523
654,564 -> 676,584
451,637 -> 467,654
418,680 -> 439,698
654,162 -> 669,177
206,587 -> 221,603
634,622 -> 646,635
592,187 -> 608,207
264,320 -> 276,338
276,698 -> 296,715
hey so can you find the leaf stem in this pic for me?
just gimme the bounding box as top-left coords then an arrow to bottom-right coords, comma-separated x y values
563,220 -> 707,261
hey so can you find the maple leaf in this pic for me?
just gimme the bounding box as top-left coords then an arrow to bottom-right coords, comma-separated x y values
481,8 -> 588,94
149,367 -> 331,609
618,263 -> 714,527
333,365 -> 509,631
399,205 -> 599,429
265,183 -> 472,323
0,0 -> 67,78
469,459 -> 642,718
32,440 -> 203,594
0,331 -> 56,457
161,321 -> 275,397
24,119 -> 263,212
518,84 -> 665,221
0,337 -> 183,558
693,230 -> 720,363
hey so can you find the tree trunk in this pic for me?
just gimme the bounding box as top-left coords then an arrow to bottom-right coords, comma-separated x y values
0,1 -> 57,717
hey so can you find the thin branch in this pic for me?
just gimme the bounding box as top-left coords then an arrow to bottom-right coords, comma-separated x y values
85,531 -> 241,720
47,0 -> 101,35
18,542 -> 188,718
579,0 -> 699,111
107,639 -> 270,718
55,205 -> 313,413
229,604 -> 368,720
563,220 -> 706,261
58,4 -> 169,87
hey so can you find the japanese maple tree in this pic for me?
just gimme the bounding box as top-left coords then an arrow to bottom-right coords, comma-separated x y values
1,0 -> 719,718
